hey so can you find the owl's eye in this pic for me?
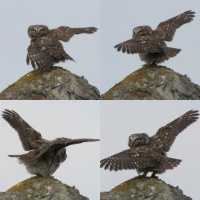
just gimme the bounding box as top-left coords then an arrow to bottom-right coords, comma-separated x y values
136,138 -> 141,142
139,30 -> 144,34
32,29 -> 36,33
40,29 -> 45,32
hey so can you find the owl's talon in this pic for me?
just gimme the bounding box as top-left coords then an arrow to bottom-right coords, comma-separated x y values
151,172 -> 158,179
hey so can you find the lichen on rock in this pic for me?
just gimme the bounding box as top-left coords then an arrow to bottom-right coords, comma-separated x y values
100,177 -> 192,200
0,176 -> 89,200
0,67 -> 100,100
102,65 -> 200,100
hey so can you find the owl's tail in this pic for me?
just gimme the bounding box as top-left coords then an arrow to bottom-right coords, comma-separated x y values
165,47 -> 181,59
163,157 -> 182,170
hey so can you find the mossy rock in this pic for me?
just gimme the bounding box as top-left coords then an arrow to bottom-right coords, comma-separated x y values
101,177 -> 192,200
0,67 -> 100,100
3,176 -> 88,200
102,65 -> 200,100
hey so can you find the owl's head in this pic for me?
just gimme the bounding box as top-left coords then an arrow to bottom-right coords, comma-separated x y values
133,26 -> 153,37
28,25 -> 49,40
128,133 -> 149,148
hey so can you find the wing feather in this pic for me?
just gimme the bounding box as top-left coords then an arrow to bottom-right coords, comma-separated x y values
100,147 -> 162,171
35,138 -> 99,159
2,109 -> 42,151
152,110 -> 199,152
114,38 -> 164,54
153,10 -> 195,41
27,46 -> 55,69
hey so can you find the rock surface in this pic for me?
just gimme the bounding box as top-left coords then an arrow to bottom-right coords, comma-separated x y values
100,177 -> 192,200
102,65 -> 200,100
0,67 -> 100,100
0,176 -> 89,200
0,191 -> 28,200
100,191 -> 132,200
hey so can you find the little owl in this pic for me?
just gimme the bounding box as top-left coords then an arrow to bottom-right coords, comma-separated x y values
100,110 -> 199,178
2,109 -> 99,177
114,10 -> 195,65
27,25 -> 98,69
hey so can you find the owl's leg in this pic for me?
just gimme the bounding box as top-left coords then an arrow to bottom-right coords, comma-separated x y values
142,64 -> 149,67
137,171 -> 148,178
142,63 -> 152,67
151,61 -> 158,66
151,172 -> 158,179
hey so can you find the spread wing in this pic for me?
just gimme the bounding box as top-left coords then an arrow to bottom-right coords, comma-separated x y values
153,10 -> 195,41
35,138 -> 100,160
26,46 -> 55,69
151,110 -> 199,152
51,26 -> 98,42
100,147 -> 162,171
27,45 -> 74,69
9,138 -> 99,163
2,109 -> 42,151
114,38 -> 164,54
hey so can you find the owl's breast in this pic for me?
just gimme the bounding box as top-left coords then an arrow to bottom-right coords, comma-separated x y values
23,148 -> 67,177
32,36 -> 56,48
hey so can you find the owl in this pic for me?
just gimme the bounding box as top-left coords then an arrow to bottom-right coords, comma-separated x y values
27,25 -> 98,69
2,109 -> 99,177
100,110 -> 199,178
114,10 -> 195,65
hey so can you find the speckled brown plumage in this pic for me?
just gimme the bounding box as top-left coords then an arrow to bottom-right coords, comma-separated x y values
114,10 -> 195,65
27,25 -> 98,69
2,109 -> 99,177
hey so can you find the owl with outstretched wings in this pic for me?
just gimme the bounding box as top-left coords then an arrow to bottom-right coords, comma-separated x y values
27,25 -> 98,69
114,10 -> 195,65
101,110 -> 199,178
2,109 -> 99,177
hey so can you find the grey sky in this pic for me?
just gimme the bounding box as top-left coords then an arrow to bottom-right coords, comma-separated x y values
100,101 -> 200,199
0,0 -> 100,93
100,0 -> 200,94
0,101 -> 100,200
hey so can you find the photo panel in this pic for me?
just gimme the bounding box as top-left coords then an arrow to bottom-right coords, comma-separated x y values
0,0 -> 100,97
100,0 -> 199,97
0,100 -> 100,200
100,100 -> 200,199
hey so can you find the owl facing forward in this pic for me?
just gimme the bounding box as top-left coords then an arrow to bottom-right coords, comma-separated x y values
100,110 -> 199,178
27,25 -> 98,69
114,10 -> 195,65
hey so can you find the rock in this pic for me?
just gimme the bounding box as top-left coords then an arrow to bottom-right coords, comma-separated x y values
100,191 -> 132,200
100,177 -> 192,200
102,65 -> 200,100
0,67 -> 100,100
0,191 -> 28,200
0,176 -> 89,200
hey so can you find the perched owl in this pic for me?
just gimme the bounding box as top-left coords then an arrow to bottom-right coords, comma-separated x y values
100,110 -> 199,178
114,10 -> 195,65
2,109 -> 99,177
27,25 -> 98,69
